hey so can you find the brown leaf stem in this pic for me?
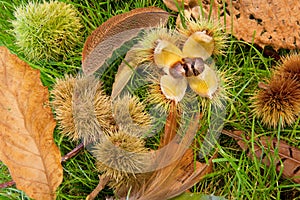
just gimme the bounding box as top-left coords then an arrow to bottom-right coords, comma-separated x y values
159,100 -> 179,148
221,129 -> 245,140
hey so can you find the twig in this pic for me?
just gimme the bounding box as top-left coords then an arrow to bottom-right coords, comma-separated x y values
221,129 -> 245,140
0,180 -> 15,189
61,142 -> 84,162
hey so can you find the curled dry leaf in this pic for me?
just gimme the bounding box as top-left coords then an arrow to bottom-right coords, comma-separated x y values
223,130 -> 300,183
82,7 -> 169,75
201,0 -> 300,50
116,106 -> 215,200
0,46 -> 63,199
108,8 -> 170,100
131,149 -> 215,200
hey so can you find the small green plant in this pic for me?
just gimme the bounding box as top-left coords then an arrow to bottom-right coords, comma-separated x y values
12,1 -> 83,62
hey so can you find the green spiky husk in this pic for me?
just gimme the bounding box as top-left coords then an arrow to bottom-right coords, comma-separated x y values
12,1 -> 83,61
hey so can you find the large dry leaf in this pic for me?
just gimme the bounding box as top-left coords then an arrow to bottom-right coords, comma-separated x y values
201,0 -> 300,50
82,7 -> 169,75
0,46 -> 63,199
223,130 -> 300,183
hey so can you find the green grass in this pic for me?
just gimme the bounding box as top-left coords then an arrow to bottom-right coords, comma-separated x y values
1,0 -> 300,200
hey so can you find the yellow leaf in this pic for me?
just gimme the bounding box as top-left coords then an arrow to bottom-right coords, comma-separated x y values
0,46 -> 63,200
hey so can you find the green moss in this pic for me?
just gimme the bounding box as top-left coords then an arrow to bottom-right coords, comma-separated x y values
12,1 -> 83,62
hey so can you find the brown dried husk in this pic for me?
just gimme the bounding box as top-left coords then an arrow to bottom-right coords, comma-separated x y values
201,0 -> 300,50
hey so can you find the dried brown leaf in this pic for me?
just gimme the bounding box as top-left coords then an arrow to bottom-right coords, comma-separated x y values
223,130 -> 300,183
131,149 -> 214,200
163,0 -> 199,12
163,0 -> 201,27
82,7 -> 169,75
0,46 -> 63,199
201,0 -> 300,50
121,113 -> 214,200
111,24 -> 172,101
